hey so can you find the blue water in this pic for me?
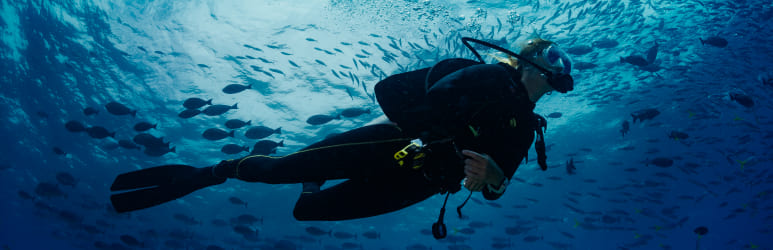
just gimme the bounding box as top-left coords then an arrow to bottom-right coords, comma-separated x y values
1,0 -> 772,249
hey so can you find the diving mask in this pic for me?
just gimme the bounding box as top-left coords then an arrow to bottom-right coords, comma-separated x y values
534,44 -> 574,93
541,44 -> 573,75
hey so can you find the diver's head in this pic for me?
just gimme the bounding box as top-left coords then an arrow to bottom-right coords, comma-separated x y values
468,36 -> 574,96
517,38 -> 574,94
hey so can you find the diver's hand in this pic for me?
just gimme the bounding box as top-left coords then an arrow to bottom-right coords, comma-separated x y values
462,150 -> 505,187
463,177 -> 486,191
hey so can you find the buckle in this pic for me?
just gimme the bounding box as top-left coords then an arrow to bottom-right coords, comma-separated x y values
394,142 -> 425,169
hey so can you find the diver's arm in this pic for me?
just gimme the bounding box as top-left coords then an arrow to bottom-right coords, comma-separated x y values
477,133 -> 526,200
482,114 -> 535,200
481,152 -> 522,200
479,156 -> 509,200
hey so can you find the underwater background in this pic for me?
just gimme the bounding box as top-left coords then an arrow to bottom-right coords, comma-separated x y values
1,0 -> 772,249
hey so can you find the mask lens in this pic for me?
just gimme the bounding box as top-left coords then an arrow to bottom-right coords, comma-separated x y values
544,45 -> 573,75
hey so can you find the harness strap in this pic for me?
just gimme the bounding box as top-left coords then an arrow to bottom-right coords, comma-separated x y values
456,191 -> 473,219
432,193 -> 450,239
534,114 -> 548,171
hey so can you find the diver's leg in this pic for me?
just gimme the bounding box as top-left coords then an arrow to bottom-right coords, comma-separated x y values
292,168 -> 439,221
302,181 -> 323,194
215,124 -> 410,184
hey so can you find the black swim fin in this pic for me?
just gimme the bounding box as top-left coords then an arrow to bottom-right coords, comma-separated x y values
110,164 -> 226,213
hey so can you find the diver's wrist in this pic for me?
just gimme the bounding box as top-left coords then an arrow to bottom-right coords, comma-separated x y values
487,177 -> 508,194
491,175 -> 506,187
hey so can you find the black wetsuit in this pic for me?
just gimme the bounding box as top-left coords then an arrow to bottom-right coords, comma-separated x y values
229,61 -> 537,221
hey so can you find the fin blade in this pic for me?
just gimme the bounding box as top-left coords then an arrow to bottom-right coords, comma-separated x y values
110,164 -> 194,191
109,182 -> 201,213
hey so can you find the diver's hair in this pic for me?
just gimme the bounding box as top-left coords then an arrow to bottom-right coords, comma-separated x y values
487,53 -> 519,68
519,38 -> 553,58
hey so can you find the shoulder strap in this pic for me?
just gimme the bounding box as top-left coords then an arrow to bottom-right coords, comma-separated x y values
424,58 -> 483,91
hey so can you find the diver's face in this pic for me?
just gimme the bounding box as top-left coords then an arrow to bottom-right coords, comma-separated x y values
522,66 -> 552,90
520,66 -> 556,103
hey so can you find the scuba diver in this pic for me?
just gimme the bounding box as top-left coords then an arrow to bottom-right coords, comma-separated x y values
109,37 -> 574,238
